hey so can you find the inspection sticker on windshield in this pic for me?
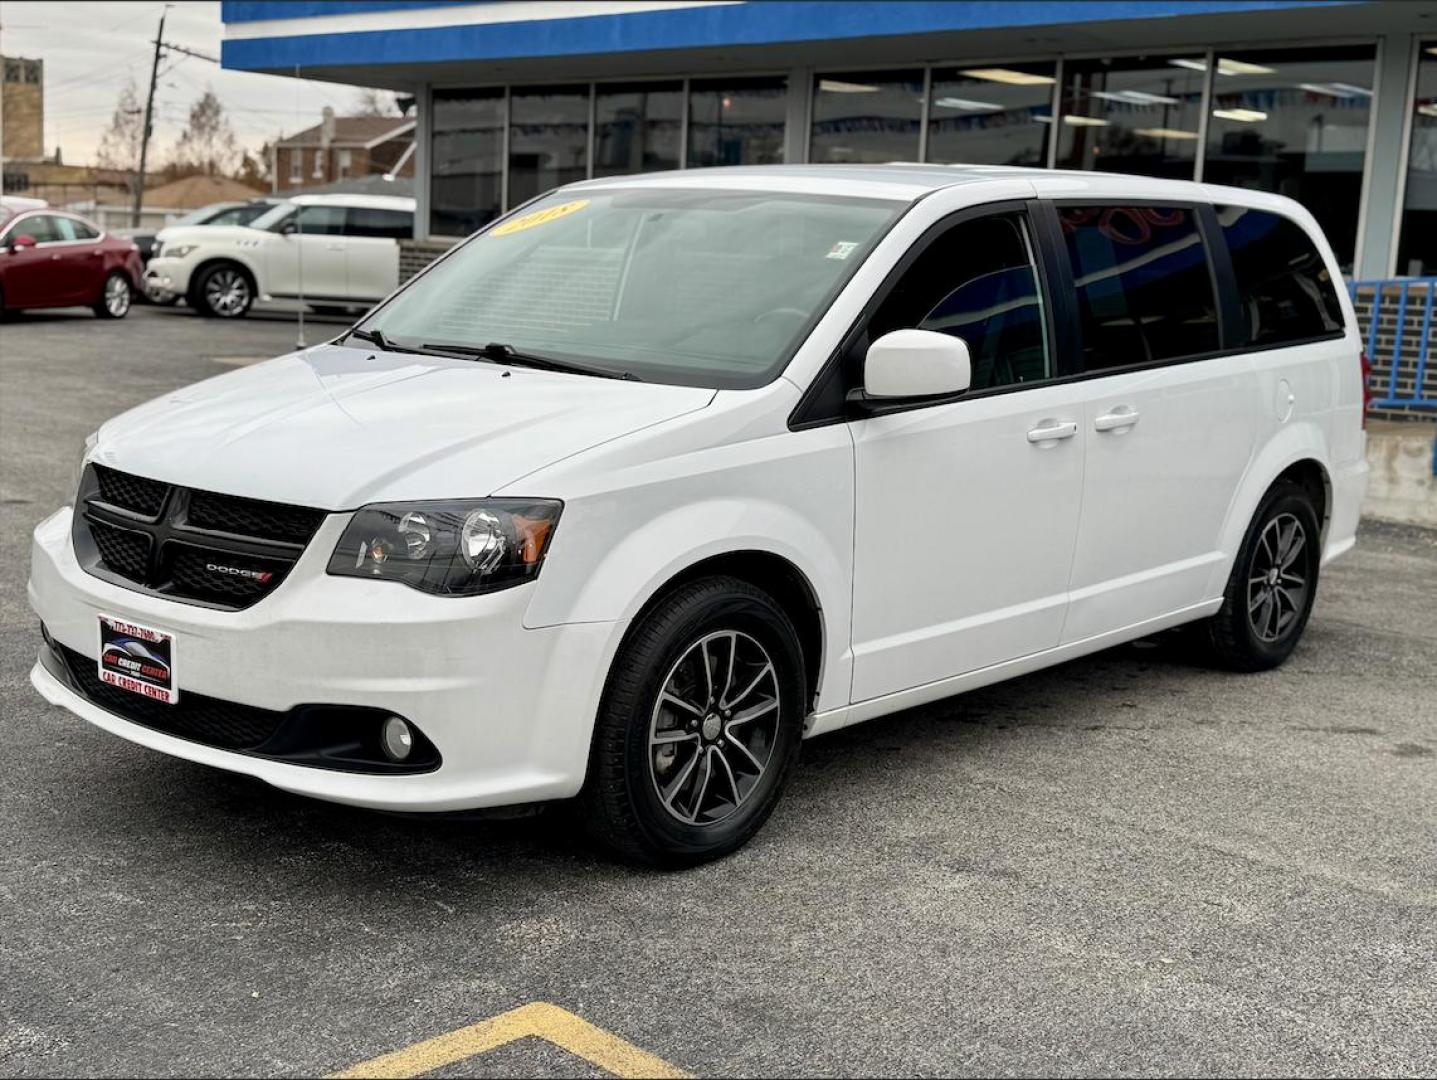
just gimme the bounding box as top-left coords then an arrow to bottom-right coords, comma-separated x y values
492,199 -> 590,237
98,615 -> 177,704
826,241 -> 859,260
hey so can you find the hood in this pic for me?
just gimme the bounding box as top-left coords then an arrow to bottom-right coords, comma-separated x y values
154,224 -> 257,247
92,344 -> 715,509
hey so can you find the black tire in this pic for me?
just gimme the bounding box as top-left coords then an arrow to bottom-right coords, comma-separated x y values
190,262 -> 253,318
1200,482 -> 1321,672
580,576 -> 806,867
92,272 -> 132,319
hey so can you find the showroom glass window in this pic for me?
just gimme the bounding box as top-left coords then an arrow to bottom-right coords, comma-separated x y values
594,81 -> 683,178
926,63 -> 1056,167
1204,46 -> 1375,273
810,70 -> 923,163
1397,43 -> 1437,275
687,76 -> 787,167
431,88 -> 504,236
1058,205 -> 1220,368
1055,55 -> 1206,178
509,85 -> 590,207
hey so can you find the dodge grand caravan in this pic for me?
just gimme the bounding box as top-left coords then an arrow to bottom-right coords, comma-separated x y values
29,166 -> 1369,865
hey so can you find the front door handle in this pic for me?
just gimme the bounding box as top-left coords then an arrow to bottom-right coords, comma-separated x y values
327,243 -> 345,251
1027,420 -> 1078,443
1094,407 -> 1140,432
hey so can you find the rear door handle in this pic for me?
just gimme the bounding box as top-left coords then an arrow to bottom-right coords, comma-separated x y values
1027,420 -> 1078,443
1094,407 -> 1140,432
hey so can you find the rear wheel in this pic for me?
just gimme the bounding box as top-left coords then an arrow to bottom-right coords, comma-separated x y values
93,272 -> 131,319
580,576 -> 805,867
192,263 -> 253,318
1200,482 -> 1321,671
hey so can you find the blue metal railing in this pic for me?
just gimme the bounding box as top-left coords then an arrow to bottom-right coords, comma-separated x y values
1348,278 -> 1437,411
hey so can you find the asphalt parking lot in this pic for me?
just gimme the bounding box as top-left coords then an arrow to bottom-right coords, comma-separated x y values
2,304 -> 1435,1077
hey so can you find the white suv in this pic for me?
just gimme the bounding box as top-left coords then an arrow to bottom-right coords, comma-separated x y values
144,193 -> 415,318
30,166 -> 1368,865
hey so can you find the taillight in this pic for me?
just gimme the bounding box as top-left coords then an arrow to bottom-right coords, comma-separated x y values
1359,349 -> 1372,428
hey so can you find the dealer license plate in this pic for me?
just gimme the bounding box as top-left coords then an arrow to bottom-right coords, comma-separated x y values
97,615 -> 177,704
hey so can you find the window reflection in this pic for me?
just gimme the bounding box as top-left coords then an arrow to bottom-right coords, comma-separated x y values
687,77 -> 787,167
508,85 -> 590,207
431,88 -> 504,237
926,64 -> 1056,166
1056,56 -> 1205,178
1204,45 -> 1375,273
594,82 -> 683,178
810,70 -> 923,163
1398,43 -> 1437,275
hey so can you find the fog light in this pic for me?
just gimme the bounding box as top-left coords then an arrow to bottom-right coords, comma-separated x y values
381,715 -> 414,761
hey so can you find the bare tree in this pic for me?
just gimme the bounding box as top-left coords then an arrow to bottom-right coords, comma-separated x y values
96,78 -> 146,174
353,87 -> 400,117
233,146 -> 268,190
170,89 -> 239,177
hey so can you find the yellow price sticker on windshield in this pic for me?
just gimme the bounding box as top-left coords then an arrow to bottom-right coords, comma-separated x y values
491,199 -> 590,236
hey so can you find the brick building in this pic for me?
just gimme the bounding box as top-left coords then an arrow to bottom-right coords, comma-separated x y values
271,109 -> 415,193
1,55 -> 45,162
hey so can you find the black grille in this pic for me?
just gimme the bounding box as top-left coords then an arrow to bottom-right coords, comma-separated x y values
73,465 -> 326,610
55,642 -> 284,750
89,520 -> 150,582
168,545 -> 288,605
187,489 -> 325,546
93,463 -> 167,518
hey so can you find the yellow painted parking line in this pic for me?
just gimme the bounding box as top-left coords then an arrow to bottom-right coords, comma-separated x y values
330,1001 -> 689,1079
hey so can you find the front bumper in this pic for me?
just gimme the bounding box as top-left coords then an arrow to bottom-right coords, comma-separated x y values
143,256 -> 192,301
28,507 -> 617,812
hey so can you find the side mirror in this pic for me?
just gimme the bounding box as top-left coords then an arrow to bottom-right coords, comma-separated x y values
9,234 -> 37,253
280,221 -> 298,236
858,329 -> 972,407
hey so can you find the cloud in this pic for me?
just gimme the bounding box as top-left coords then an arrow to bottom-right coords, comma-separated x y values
4,1 -> 378,164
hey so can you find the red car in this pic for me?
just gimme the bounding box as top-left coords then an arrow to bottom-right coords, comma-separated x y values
0,204 -> 144,319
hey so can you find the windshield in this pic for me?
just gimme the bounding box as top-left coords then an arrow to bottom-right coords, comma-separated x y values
358,187 -> 904,388
171,203 -> 235,228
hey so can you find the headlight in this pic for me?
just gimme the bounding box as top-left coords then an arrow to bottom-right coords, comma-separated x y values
163,244 -> 196,259
71,432 -> 99,504
327,499 -> 562,596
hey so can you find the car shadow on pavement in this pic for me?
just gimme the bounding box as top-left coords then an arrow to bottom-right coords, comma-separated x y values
37,632 -> 1225,889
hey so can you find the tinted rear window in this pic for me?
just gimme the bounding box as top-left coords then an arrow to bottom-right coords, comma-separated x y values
1216,206 -> 1345,347
1059,205 -> 1219,371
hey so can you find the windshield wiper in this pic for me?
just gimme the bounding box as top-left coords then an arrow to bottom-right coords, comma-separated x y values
343,326 -> 436,356
420,341 -> 636,381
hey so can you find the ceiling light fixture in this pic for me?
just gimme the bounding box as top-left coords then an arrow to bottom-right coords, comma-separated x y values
1212,107 -> 1268,122
932,96 -> 1002,111
1062,115 -> 1110,126
818,79 -> 879,93
1134,127 -> 1200,140
1299,81 -> 1372,99
1170,58 -> 1277,76
1092,89 -> 1181,105
957,67 -> 1056,86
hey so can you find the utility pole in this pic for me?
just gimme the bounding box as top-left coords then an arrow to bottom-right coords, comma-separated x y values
131,7 -> 168,228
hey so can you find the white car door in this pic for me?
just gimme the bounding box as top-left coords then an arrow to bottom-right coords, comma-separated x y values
264,204 -> 348,303
341,206 -> 410,303
1051,202 -> 1258,643
847,205 -> 1087,702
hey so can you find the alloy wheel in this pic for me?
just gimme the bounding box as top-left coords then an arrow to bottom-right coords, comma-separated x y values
1247,512 -> 1309,643
648,630 -> 781,826
205,269 -> 249,316
104,275 -> 130,317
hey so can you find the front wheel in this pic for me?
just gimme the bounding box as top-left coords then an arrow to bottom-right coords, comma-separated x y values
580,576 -> 806,867
93,272 -> 132,319
192,263 -> 253,318
1200,482 -> 1321,671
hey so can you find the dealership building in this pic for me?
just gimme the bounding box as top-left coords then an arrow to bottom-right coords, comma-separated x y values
219,0 -> 1437,281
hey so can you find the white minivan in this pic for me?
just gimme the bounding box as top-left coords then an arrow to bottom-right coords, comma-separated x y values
30,166 -> 1368,865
